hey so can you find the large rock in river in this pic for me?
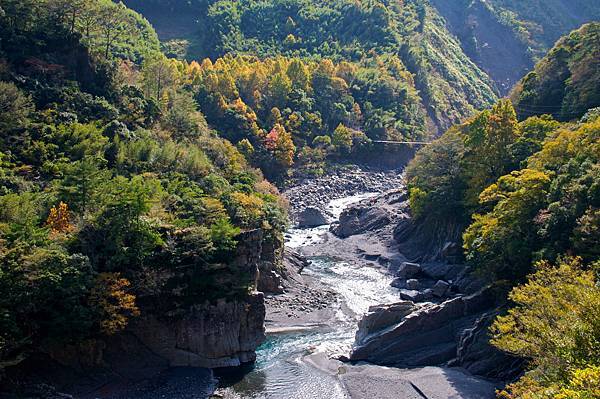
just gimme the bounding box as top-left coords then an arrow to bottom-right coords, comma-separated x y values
297,206 -> 328,227
355,301 -> 417,343
332,204 -> 391,238
351,288 -> 496,368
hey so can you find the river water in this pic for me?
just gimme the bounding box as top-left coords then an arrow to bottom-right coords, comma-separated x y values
216,193 -> 403,398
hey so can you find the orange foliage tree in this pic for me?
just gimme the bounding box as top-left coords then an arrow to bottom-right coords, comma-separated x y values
46,202 -> 72,233
89,273 -> 140,335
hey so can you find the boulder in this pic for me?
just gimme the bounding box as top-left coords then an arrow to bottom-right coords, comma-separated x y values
399,289 -> 425,302
406,279 -> 420,290
297,207 -> 328,227
432,280 -> 450,298
396,262 -> 421,279
351,287 -> 497,368
390,278 -> 407,289
355,301 -> 416,343
332,206 -> 391,238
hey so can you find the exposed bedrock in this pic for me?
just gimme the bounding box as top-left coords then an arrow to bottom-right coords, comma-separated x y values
124,229 -> 270,369
350,288 -> 497,367
330,189 -> 404,238
331,205 -> 391,238
335,188 -> 520,380
351,282 -> 519,379
451,311 -> 524,381
257,233 -> 286,294
129,293 -> 266,368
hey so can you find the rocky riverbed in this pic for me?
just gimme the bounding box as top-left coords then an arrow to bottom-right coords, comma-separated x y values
283,165 -> 405,224
214,169 -> 505,398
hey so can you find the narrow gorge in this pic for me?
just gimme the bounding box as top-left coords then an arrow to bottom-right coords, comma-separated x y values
1,1 -> 598,398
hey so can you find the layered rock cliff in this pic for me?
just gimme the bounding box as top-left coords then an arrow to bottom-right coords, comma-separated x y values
128,294 -> 265,369
123,229 -> 272,369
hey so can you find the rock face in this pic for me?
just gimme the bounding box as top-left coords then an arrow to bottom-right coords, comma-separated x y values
258,247 -> 309,294
452,312 -> 524,380
351,288 -> 497,368
129,293 -> 266,368
257,234 -> 286,294
332,204 -> 391,238
297,206 -> 328,227
125,229 -> 269,368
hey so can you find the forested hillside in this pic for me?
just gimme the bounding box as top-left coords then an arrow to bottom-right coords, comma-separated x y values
124,0 -> 600,132
511,23 -> 600,121
124,0 -> 500,134
430,0 -> 600,92
405,24 -> 600,398
0,0 -> 286,376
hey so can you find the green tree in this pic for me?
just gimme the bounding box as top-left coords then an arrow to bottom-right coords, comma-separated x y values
491,258 -> 600,398
462,100 -> 521,208
463,169 -> 551,280
0,247 -> 96,367
80,176 -> 163,272
332,123 -> 353,154
162,90 -> 207,139
287,59 -> 310,92
141,53 -> 179,102
59,156 -> 110,216
0,82 -> 33,152
405,127 -> 467,222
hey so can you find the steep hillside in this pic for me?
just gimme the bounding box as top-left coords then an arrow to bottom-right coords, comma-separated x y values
511,22 -> 600,121
403,25 -> 600,397
124,0 -> 500,133
0,0 -> 286,392
430,0 -> 600,93
122,0 -> 600,131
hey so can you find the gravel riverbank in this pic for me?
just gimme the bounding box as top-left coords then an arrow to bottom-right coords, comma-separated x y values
283,165 -> 404,222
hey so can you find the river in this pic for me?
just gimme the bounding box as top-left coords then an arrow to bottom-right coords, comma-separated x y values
215,193 -> 403,398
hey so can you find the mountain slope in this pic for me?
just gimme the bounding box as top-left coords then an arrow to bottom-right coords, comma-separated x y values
429,0 -> 600,93
511,22 -> 600,121
124,0 -> 500,133
123,0 -> 600,131
0,0 -> 286,389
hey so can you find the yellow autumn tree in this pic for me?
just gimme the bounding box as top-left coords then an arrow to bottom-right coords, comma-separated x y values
90,273 -> 140,335
491,258 -> 600,398
46,202 -> 72,233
